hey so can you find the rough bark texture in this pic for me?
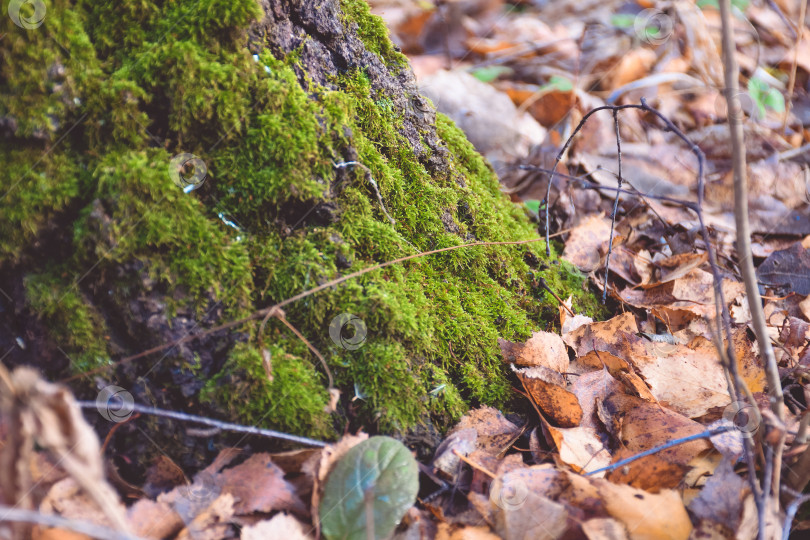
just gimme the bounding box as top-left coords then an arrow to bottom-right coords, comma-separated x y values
0,0 -> 601,468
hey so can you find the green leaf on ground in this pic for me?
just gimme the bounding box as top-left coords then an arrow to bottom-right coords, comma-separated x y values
320,436 -> 419,540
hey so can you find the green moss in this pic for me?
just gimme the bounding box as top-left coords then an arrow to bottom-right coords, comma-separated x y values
339,0 -> 409,68
2,0 -> 601,439
203,342 -> 333,439
24,270 -> 110,372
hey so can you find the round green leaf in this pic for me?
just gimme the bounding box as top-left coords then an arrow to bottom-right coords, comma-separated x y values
320,436 -> 419,540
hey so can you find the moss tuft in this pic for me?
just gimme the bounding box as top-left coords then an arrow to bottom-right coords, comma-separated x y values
2,0 -> 602,439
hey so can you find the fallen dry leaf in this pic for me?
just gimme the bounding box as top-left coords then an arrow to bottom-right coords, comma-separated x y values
581,518 -> 629,540
435,523 -> 502,540
499,331 -> 569,372
591,479 -> 692,540
562,214 -> 612,272
633,337 -> 730,418
543,424 -> 612,476
514,365 -> 583,428
605,449 -> 688,492
560,296 -> 593,336
241,512 -> 313,540
489,467 -> 569,540
127,498 -> 184,539
689,458 -> 754,538
432,428 -> 477,480
452,406 -> 521,458
570,369 -> 624,431
563,312 -> 639,357
218,453 -> 309,516
598,393 -> 712,468
618,268 -> 745,329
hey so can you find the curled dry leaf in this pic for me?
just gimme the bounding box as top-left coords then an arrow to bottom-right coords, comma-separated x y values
499,331 -> 569,372
432,428 -> 477,480
570,370 -> 624,431
560,296 -> 593,336
647,252 -> 708,286
513,365 -> 583,428
0,366 -> 130,535
542,423 -> 612,476
563,312 -> 639,356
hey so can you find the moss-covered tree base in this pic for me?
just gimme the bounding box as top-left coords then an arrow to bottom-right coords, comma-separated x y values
0,0 -> 603,451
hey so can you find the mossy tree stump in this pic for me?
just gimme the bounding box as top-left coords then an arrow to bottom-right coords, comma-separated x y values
0,0 -> 601,452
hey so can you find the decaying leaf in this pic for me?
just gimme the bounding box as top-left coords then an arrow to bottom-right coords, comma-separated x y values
689,458 -> 754,538
570,369 -> 624,431
218,453 -> 309,516
432,428 -> 477,480
757,242 -> 810,295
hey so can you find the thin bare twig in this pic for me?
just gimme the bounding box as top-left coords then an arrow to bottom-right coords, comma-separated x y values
258,307 -> 335,389
0,506 -> 143,540
334,161 -> 396,226
719,0 -> 785,534
782,492 -> 810,540
585,426 -> 733,476
602,109 -> 623,303
76,401 -> 327,447
782,0 -> 808,134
